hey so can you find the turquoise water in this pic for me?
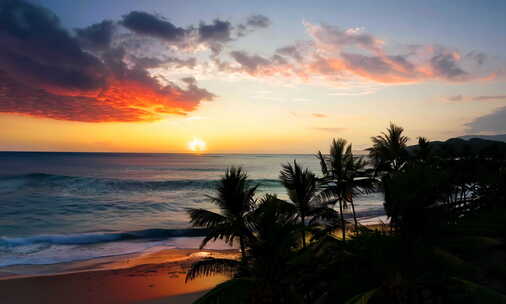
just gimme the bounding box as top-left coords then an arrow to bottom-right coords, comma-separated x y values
0,152 -> 385,267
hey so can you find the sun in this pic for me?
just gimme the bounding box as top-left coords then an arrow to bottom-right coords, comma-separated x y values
188,138 -> 207,152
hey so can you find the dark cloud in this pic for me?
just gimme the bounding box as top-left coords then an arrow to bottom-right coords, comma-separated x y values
230,51 -> 271,72
0,0 -> 214,122
472,95 -> 506,101
276,46 -> 303,62
121,11 -> 186,43
198,19 -> 233,55
75,20 -> 115,50
0,0 -> 107,91
245,15 -> 271,28
465,106 -> 506,133
198,19 -> 232,43
466,51 -> 487,65
236,14 -> 271,37
118,12 -> 270,56
430,53 -> 467,79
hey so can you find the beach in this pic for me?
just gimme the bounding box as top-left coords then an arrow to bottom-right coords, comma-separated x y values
0,248 -> 239,304
0,153 -> 385,303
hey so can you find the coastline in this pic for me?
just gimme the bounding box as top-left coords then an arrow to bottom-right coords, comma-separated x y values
0,223 -> 388,304
0,248 -> 239,304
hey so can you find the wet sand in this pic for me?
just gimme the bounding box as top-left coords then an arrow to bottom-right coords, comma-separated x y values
0,248 -> 239,304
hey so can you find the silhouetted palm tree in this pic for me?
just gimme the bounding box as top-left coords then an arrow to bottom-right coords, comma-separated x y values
414,136 -> 433,164
187,166 -> 257,259
279,160 -> 318,248
367,122 -> 409,174
186,194 -> 302,302
317,138 -> 373,239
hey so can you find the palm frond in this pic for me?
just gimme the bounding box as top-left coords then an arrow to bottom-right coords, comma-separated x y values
316,151 -> 328,176
187,208 -> 226,228
199,223 -> 237,249
185,258 -> 241,282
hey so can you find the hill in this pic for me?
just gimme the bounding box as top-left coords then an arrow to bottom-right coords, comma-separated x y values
459,134 -> 506,142
408,137 -> 506,157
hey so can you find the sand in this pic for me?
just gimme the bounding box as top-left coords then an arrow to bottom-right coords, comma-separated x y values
0,225 -> 386,303
0,248 -> 239,304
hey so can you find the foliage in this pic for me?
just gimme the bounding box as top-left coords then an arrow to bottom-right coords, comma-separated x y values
184,123 -> 506,304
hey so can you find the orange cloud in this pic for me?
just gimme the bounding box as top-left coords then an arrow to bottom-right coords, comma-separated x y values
0,71 -> 213,122
0,0 -> 214,122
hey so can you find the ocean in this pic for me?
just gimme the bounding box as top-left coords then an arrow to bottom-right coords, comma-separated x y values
0,152 -> 385,269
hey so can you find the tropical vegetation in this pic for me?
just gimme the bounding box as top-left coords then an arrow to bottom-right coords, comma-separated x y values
184,123 -> 506,304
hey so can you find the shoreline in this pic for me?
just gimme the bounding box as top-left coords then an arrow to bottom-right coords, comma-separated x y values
0,223 -> 387,303
0,248 -> 239,304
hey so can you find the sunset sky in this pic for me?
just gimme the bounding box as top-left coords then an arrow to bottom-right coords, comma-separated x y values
1,0 -> 506,153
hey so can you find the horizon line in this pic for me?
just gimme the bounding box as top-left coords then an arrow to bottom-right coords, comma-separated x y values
0,150 -> 369,155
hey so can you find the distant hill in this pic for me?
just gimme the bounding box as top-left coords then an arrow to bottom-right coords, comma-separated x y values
408,137 -> 506,156
458,134 -> 506,142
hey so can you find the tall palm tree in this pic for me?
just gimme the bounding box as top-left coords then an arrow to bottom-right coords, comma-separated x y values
187,166 -> 257,259
317,138 -> 373,240
279,160 -> 318,248
367,122 -> 409,174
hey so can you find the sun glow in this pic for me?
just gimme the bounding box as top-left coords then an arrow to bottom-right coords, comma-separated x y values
188,138 -> 207,152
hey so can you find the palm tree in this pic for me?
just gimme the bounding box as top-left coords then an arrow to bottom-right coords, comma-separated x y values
186,166 -> 257,259
186,194 -> 302,303
414,136 -> 433,164
367,122 -> 409,174
279,160 -> 319,248
317,138 -> 373,240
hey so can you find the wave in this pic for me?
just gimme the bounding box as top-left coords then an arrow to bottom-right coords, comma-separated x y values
0,173 -> 281,194
0,228 -> 208,248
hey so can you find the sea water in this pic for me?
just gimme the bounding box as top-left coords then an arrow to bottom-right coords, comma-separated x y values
0,152 -> 385,268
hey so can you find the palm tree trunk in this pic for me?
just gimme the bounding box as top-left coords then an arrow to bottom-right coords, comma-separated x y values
339,199 -> 346,241
239,237 -> 246,260
350,197 -> 358,232
301,214 -> 307,248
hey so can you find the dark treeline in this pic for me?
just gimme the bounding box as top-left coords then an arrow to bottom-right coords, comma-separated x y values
185,123 -> 506,304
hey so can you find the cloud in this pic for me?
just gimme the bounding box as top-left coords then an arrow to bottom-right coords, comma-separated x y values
276,46 -> 303,62
0,0 -> 107,91
197,19 -> 233,54
465,106 -> 506,133
312,113 -> 327,118
222,22 -> 496,88
0,0 -> 214,122
466,51 -> 487,65
305,23 -> 383,53
121,11 -> 187,44
75,20 -> 115,50
472,95 -> 506,101
443,94 -> 506,102
120,12 -> 268,55
245,15 -> 271,28
237,15 -> 271,37
229,51 -> 272,72
198,19 -> 232,43
429,52 -> 467,80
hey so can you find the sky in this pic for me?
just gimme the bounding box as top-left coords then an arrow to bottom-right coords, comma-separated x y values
1,0 -> 506,153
